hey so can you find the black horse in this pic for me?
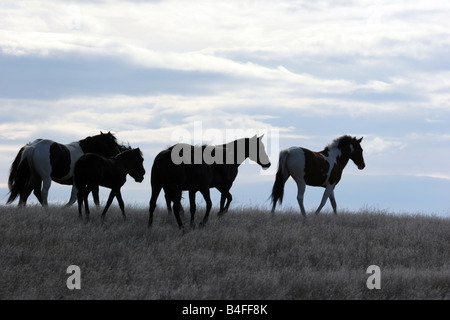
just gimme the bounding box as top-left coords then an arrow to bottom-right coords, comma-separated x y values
75,148 -> 145,223
7,131 -> 125,207
149,135 -> 271,230
148,144 -> 214,230
164,135 -> 271,217
210,135 -> 271,214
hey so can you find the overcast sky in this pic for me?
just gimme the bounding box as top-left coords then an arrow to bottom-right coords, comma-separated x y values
1,1 -> 449,215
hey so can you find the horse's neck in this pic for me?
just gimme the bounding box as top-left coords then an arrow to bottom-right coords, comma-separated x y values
222,139 -> 249,166
113,152 -> 131,168
324,147 -> 350,169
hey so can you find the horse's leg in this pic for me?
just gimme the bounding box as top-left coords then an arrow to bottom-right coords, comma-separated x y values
315,185 -> 335,215
41,177 -> 52,207
189,190 -> 197,229
293,179 -> 307,217
199,188 -> 212,227
148,185 -> 162,227
32,178 -> 43,205
329,190 -> 337,214
101,189 -> 116,224
83,186 -> 92,222
77,187 -> 84,219
179,202 -> 185,218
116,189 -> 126,222
165,193 -> 172,214
218,190 -> 232,216
172,191 -> 184,230
219,192 -> 226,214
223,190 -> 232,213
92,185 -> 100,207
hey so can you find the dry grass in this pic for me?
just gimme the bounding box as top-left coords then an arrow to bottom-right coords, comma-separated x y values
0,204 -> 448,300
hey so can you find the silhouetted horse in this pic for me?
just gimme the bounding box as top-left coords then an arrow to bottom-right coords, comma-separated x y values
7,131 -> 124,207
148,144 -> 214,230
75,148 -> 145,223
165,135 -> 271,215
271,135 -> 365,216
212,135 -> 271,214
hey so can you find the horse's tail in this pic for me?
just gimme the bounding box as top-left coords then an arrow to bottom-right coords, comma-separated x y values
270,149 -> 290,210
7,145 -> 32,204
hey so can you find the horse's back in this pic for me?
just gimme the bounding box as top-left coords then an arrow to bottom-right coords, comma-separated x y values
74,153 -> 107,186
151,147 -> 213,191
284,146 -> 329,187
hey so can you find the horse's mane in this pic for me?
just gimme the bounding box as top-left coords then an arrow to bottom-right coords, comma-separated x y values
167,143 -> 212,151
326,135 -> 354,151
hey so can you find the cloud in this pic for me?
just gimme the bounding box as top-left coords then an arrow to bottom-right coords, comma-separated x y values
363,137 -> 407,155
2,1 -> 449,80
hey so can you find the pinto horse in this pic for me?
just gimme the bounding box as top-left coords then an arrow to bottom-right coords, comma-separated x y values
75,148 -> 145,223
271,135 -> 365,216
7,132 -> 123,207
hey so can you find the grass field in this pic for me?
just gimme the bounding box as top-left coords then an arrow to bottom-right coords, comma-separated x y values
0,204 -> 448,300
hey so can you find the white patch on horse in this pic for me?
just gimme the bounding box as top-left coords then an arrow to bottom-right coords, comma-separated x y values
321,147 -> 341,186
63,142 -> 84,180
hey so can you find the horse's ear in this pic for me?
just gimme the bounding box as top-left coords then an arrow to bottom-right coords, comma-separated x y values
357,137 -> 363,143
100,131 -> 104,134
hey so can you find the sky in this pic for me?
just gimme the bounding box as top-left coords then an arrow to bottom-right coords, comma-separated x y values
0,0 -> 449,216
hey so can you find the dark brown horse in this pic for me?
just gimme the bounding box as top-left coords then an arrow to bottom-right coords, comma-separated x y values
164,135 -> 271,216
148,144 -> 214,230
75,148 -> 145,223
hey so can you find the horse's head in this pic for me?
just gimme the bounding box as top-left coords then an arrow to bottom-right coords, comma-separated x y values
248,134 -> 271,170
349,137 -> 365,170
97,131 -> 122,156
128,148 -> 146,183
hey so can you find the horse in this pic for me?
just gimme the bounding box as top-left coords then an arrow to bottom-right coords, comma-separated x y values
213,135 -> 271,213
271,135 -> 365,216
7,131 -> 124,207
148,144 -> 214,230
165,135 -> 271,216
75,148 -> 145,223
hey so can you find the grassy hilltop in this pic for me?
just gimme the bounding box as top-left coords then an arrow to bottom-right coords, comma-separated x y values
0,205 -> 448,300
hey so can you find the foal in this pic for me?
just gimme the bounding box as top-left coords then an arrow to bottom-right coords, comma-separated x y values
271,135 -> 365,216
75,148 -> 145,223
